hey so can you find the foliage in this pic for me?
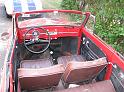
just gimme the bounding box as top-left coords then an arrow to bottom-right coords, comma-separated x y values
61,0 -> 79,10
61,0 -> 124,54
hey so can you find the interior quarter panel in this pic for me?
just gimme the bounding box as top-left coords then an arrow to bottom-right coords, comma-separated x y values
111,64 -> 124,92
80,34 -> 106,61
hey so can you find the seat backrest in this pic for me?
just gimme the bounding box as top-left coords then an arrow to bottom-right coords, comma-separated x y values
63,57 -> 108,83
18,64 -> 64,91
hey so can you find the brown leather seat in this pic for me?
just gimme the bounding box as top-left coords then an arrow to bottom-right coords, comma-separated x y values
59,57 -> 107,83
20,58 -> 53,68
58,55 -> 86,68
54,80 -> 116,92
18,64 -> 64,91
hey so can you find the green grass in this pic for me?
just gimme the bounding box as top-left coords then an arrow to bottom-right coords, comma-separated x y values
42,0 -> 62,9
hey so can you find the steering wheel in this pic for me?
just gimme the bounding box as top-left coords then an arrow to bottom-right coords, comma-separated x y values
24,27 -> 50,54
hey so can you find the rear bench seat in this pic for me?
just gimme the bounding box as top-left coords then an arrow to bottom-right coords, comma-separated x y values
54,80 -> 116,92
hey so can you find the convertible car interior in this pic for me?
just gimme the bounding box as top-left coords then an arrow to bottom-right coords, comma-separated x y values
5,10 -> 124,92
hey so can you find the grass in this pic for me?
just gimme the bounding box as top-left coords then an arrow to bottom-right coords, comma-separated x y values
42,0 -> 62,9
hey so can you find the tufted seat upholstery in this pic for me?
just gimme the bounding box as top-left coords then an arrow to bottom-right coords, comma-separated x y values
54,80 -> 116,92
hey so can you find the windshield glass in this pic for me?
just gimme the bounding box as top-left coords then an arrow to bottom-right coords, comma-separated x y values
18,11 -> 83,28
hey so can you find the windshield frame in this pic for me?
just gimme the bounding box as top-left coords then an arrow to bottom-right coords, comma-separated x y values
15,10 -> 90,29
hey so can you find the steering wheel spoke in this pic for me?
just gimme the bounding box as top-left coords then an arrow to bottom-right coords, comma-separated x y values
38,39 -> 49,43
25,40 -> 35,45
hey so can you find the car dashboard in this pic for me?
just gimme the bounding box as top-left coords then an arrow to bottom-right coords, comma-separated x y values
17,26 -> 81,43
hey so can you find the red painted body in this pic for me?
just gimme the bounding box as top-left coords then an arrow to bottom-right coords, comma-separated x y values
1,10 -> 124,92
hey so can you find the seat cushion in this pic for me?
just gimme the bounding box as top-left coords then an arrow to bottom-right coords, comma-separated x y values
58,55 -> 85,68
18,64 -> 64,90
20,58 -> 53,68
54,80 -> 116,92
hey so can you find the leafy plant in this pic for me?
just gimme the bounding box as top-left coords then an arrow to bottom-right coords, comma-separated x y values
61,0 -> 79,10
